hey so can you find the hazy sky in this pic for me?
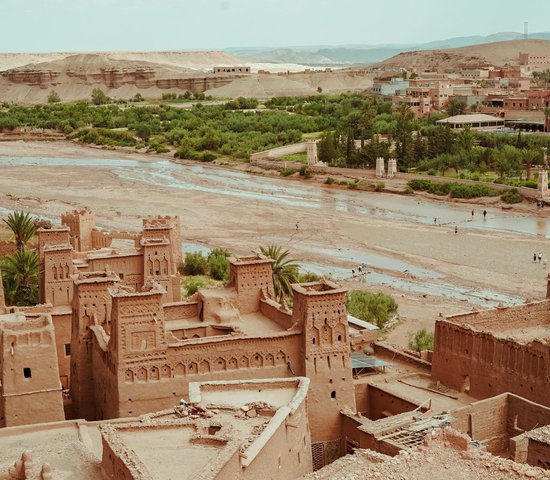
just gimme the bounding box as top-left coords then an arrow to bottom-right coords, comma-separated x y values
3,0 -> 550,52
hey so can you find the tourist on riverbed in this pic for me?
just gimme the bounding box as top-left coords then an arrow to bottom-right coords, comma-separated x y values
471,210 -> 474,217
539,252 -> 543,263
454,226 -> 458,234
483,210 -> 487,219
534,252 -> 538,262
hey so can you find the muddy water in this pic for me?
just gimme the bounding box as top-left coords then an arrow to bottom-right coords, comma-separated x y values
0,155 -> 548,237
0,155 -> 536,306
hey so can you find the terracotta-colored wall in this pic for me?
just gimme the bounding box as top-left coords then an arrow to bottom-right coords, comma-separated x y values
432,306 -> 550,405
51,311 -> 72,388
527,439 -> 550,470
367,385 -> 419,420
235,398 -> 313,480
114,333 -> 302,418
1,316 -> 64,427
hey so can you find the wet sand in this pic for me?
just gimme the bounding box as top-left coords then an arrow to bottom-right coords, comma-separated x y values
1,140 -> 549,347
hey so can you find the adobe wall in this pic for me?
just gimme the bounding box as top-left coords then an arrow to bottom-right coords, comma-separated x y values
85,254 -> 144,293
228,256 -> 274,314
0,315 -> 64,427
293,281 -> 355,467
237,396 -> 312,479
526,438 -> 550,470
366,385 -> 420,420
432,306 -> 550,405
259,298 -> 293,330
114,333 -> 302,418
451,394 -> 509,452
51,310 -> 72,388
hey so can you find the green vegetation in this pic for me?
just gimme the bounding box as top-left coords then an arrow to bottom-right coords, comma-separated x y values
91,88 -> 109,105
259,245 -> 299,302
500,188 -> 523,204
3,211 -> 37,252
407,179 -> 523,201
1,250 -> 39,306
182,248 -> 231,281
207,248 -> 231,282
47,90 -> 61,104
1,92 -> 549,188
408,328 -> 435,352
346,290 -> 398,329
182,251 -> 208,276
279,167 -> 296,177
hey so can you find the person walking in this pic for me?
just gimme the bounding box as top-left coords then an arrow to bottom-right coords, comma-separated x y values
483,210 -> 487,219
454,225 -> 458,235
471,209 -> 474,217
539,252 -> 543,263
534,252 -> 538,262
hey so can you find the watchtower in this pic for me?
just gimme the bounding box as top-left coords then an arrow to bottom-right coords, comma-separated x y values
0,313 -> 64,427
292,280 -> 355,468
227,254 -> 274,314
70,270 -> 120,420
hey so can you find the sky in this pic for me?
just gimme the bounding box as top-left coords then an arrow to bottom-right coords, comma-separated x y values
2,0 -> 550,52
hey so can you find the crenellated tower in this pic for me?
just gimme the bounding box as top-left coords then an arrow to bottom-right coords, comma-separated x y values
227,254 -> 274,314
292,280 -> 355,466
70,270 -> 120,420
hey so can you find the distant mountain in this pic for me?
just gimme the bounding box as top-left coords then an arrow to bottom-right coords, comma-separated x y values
226,32 -> 550,66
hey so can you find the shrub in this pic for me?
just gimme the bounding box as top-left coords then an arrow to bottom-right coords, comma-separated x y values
47,90 -> 60,104
185,277 -> 206,296
183,252 -> 207,275
279,167 -> 296,177
200,152 -> 217,162
299,165 -> 312,179
91,88 -> 109,105
325,177 -> 335,185
407,179 -> 432,191
296,271 -> 321,283
348,182 -> 358,190
346,290 -> 398,329
404,186 -> 414,195
408,328 -> 434,352
207,248 -> 231,281
374,181 -> 385,192
500,189 -> 523,204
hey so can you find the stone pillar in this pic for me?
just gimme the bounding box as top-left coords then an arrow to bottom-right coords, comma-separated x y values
306,141 -> 318,165
387,158 -> 397,178
538,169 -> 549,201
375,157 -> 385,178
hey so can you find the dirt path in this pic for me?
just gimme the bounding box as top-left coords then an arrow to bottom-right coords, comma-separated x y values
1,140 -> 548,347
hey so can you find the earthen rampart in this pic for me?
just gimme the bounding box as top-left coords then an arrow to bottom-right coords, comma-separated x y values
432,302 -> 550,405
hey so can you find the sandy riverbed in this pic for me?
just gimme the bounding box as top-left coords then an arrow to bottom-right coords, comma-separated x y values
1,140 -> 549,347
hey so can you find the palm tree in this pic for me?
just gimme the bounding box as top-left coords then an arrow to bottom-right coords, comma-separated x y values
3,211 -> 37,252
259,245 -> 299,302
1,250 -> 39,306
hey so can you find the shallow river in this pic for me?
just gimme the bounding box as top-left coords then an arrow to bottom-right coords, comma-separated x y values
0,155 -> 539,307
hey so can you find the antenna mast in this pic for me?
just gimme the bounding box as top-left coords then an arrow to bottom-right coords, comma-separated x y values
524,21 -> 528,40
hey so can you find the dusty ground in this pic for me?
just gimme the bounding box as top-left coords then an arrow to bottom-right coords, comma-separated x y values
1,140 -> 549,348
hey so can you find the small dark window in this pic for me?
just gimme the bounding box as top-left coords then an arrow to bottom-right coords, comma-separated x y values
119,273 -> 124,280
337,335 -> 342,341
64,344 -> 71,356
23,368 -> 32,378
312,338 -> 316,344
331,391 -> 336,399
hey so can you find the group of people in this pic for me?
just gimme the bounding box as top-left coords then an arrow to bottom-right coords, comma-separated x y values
533,252 -> 547,268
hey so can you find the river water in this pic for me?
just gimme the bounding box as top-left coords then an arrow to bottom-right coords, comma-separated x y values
0,154 -> 539,306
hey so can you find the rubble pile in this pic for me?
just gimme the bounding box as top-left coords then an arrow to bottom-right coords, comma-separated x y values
304,429 -> 550,480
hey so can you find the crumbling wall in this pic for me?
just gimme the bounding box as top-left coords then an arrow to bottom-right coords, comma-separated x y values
432,314 -> 550,406
526,438 -> 550,470
451,394 -> 509,453
367,385 -> 420,421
